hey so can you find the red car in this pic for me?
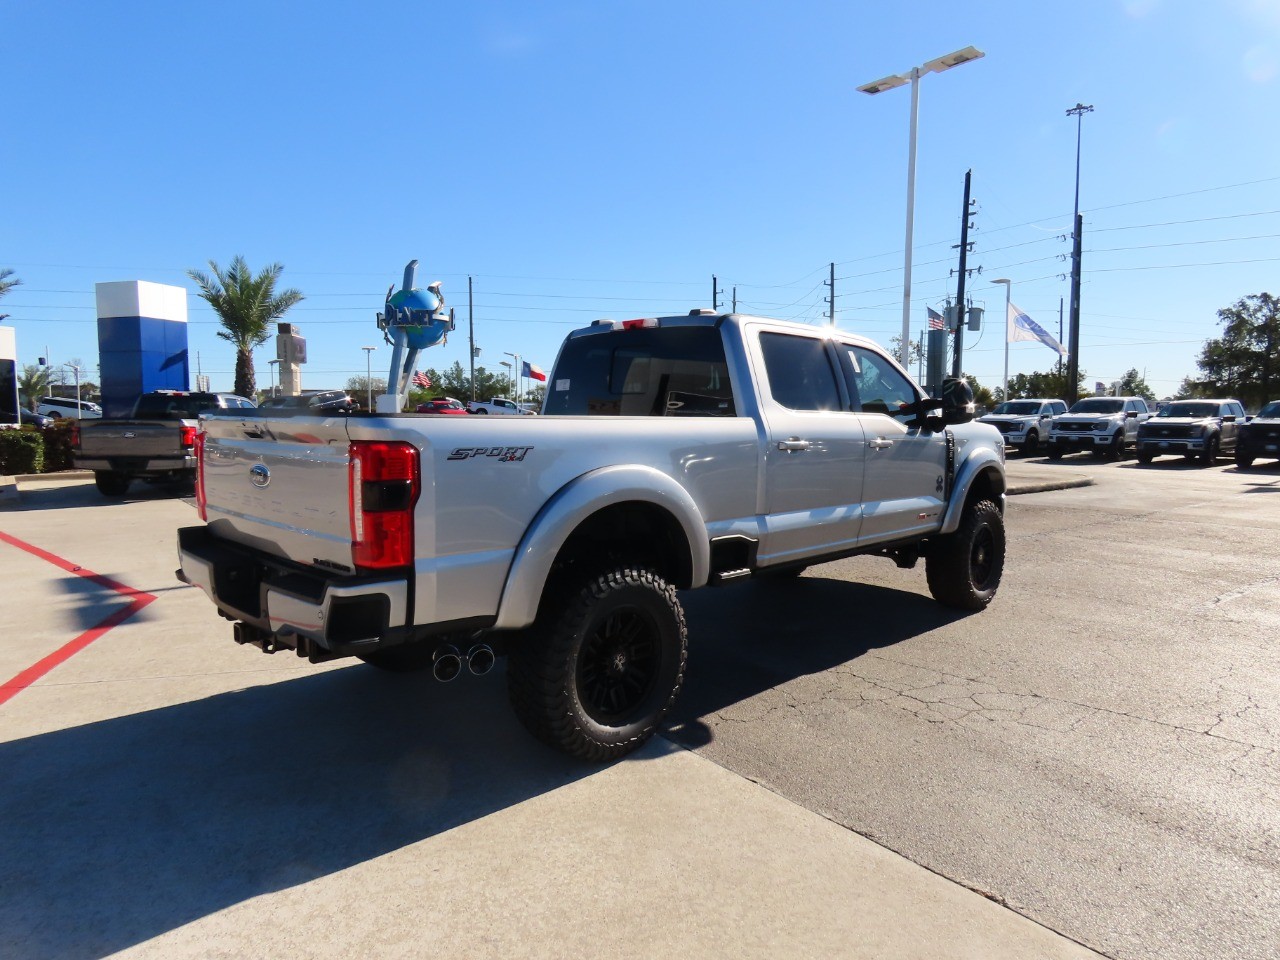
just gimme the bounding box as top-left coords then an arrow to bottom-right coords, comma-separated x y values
416,398 -> 469,415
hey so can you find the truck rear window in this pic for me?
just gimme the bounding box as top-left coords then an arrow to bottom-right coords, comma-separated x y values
132,394 -> 221,420
544,327 -> 736,417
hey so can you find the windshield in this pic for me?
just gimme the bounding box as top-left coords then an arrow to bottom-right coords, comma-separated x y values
992,401 -> 1041,415
1158,402 -> 1217,418
1069,398 -> 1123,414
1257,401 -> 1280,419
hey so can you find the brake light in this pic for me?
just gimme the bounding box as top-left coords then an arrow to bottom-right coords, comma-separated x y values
349,441 -> 420,570
180,424 -> 197,449
70,423 -> 80,448
621,317 -> 659,330
194,431 -> 207,521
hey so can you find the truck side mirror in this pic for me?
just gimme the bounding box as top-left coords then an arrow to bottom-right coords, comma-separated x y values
940,377 -> 975,425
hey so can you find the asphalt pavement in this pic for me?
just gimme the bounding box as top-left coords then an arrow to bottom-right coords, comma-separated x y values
0,472 -> 1106,959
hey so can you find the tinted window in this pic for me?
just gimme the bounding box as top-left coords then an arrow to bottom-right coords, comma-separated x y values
544,326 -> 736,417
760,333 -> 841,412
132,393 -> 222,420
1070,398 -> 1123,413
844,345 -> 918,424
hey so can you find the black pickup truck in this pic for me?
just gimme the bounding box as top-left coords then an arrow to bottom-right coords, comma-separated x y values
74,390 -> 256,496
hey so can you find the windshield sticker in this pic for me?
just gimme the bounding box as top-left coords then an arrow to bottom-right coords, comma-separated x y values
556,379 -> 569,392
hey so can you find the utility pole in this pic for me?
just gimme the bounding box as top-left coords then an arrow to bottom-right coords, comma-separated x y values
951,169 -> 974,379
732,286 -> 737,313
1065,102 -> 1093,405
712,275 -> 719,311
825,262 -> 835,325
468,276 -> 475,402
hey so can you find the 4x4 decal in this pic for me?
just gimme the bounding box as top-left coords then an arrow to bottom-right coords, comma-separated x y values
448,446 -> 534,463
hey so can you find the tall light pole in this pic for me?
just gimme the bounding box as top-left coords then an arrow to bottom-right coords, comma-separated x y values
992,279 -> 1012,400
361,346 -> 376,410
503,351 -> 521,401
1065,102 -> 1093,404
499,361 -> 512,397
858,46 -> 985,367
267,359 -> 280,400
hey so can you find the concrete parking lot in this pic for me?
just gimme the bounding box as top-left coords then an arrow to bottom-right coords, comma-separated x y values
2,457 -> 1277,959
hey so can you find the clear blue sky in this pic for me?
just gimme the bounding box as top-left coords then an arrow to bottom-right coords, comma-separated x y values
5,0 -> 1280,400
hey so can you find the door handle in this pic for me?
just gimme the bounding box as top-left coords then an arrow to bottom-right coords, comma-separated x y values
868,438 -> 894,450
777,438 -> 811,452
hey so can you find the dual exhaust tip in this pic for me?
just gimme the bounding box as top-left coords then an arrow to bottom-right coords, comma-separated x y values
432,643 -> 494,682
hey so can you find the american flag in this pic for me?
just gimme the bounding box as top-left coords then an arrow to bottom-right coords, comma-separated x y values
928,306 -> 945,331
412,371 -> 432,389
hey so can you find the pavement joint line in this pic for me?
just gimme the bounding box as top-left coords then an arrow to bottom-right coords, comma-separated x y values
0,529 -> 157,706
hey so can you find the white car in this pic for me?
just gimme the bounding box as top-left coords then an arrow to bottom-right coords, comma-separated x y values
466,397 -> 534,415
978,398 -> 1066,455
37,396 -> 102,419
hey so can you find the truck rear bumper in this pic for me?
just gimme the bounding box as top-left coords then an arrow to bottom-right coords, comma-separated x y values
176,525 -> 410,653
76,455 -> 196,475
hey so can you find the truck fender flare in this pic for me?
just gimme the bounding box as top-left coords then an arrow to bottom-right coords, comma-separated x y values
492,464 -> 710,631
940,451 -> 1006,535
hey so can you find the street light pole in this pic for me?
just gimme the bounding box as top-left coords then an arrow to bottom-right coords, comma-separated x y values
503,351 -> 521,402
859,46 -> 985,368
268,359 -> 280,400
361,346 -> 376,410
499,361 -> 512,397
992,279 -> 1012,400
64,364 -> 82,418
1065,102 -> 1093,405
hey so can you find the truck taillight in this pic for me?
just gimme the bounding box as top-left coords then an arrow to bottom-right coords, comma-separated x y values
70,423 -> 80,448
180,424 -> 197,449
349,440 -> 420,570
194,431 -> 207,521
621,317 -> 659,330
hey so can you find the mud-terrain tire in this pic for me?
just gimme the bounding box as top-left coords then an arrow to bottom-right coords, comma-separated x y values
926,499 -> 1005,611
1047,447 -> 1064,461
94,471 -> 131,496
1236,451 -> 1254,469
508,565 -> 687,762
1137,451 -> 1154,465
1105,432 -> 1125,461
1023,432 -> 1040,456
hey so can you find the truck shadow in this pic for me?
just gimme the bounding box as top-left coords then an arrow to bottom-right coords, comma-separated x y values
0,665 -> 588,960
668,575 -> 967,748
5,479 -> 195,511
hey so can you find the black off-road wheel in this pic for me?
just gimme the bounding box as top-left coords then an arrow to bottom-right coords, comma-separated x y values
94,471 -> 131,496
1105,432 -> 1125,461
1022,431 -> 1040,456
1047,447 -> 1064,461
925,499 -> 1005,611
508,565 -> 687,762
1236,451 -> 1255,470
1137,451 -> 1154,465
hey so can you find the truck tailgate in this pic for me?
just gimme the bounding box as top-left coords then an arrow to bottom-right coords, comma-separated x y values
80,421 -> 185,458
201,417 -> 356,571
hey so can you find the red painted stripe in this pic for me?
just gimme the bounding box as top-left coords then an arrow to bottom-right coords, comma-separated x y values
0,530 -> 158,706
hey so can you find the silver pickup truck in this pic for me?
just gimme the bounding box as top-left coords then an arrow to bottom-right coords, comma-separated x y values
75,390 -> 256,495
177,313 -> 1007,759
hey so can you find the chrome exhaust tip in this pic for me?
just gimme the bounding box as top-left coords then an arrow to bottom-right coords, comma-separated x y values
432,645 -> 463,682
466,643 -> 496,676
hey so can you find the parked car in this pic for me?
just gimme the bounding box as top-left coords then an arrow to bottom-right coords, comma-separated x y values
1047,396 -> 1151,460
1235,400 -> 1280,469
977,398 -> 1067,455
73,390 -> 255,496
416,398 -> 468,415
36,396 -> 102,419
466,397 -> 533,415
259,390 -> 354,414
1135,398 -> 1246,465
20,409 -> 54,427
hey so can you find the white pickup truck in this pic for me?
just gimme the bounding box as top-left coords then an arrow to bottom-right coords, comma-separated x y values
177,312 -> 1007,760
466,397 -> 535,415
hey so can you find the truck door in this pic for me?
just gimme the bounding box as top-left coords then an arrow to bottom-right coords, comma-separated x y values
837,344 -> 948,545
755,330 -> 866,565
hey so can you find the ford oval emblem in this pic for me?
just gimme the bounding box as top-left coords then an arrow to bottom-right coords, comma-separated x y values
249,463 -> 271,488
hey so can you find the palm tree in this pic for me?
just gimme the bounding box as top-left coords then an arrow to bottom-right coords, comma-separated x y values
0,268 -> 20,320
17,364 -> 52,411
188,257 -> 304,397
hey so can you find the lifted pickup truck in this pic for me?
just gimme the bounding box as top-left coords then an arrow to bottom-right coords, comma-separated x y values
177,313 -> 1007,760
75,390 -> 256,495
